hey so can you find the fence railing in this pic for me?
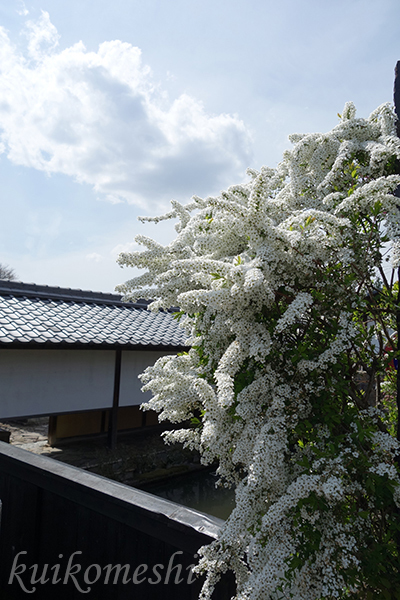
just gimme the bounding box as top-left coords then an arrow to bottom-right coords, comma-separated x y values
0,441 -> 235,599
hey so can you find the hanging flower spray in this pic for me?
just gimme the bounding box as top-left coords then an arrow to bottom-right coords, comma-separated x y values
117,102 -> 400,599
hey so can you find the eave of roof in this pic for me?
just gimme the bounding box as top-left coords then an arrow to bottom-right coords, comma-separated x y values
0,281 -> 188,350
0,280 -> 149,307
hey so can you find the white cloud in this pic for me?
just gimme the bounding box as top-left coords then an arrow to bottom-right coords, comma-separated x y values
16,1 -> 29,17
86,252 -> 103,262
23,11 -> 60,61
111,241 -> 139,257
0,13 -> 252,208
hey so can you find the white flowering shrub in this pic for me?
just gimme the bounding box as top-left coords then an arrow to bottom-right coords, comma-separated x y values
117,102 -> 400,599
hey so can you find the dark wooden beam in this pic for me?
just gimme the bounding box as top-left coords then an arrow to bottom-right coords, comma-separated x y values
0,441 -> 234,599
0,440 -> 222,552
107,348 -> 122,450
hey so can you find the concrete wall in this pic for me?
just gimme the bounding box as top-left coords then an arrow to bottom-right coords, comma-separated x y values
0,348 -> 171,419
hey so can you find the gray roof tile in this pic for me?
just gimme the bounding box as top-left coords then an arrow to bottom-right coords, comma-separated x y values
0,281 -> 188,349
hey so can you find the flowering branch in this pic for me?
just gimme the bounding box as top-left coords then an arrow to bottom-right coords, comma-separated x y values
117,102 -> 400,599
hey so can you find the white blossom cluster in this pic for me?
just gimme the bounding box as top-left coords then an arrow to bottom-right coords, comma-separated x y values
117,103 -> 400,599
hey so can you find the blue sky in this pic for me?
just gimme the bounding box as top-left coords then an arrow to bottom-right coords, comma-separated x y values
0,0 -> 399,292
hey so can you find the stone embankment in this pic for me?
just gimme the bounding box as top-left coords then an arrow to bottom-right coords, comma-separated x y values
0,418 -> 202,487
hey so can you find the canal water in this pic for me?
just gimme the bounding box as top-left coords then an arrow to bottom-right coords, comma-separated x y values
143,468 -> 236,520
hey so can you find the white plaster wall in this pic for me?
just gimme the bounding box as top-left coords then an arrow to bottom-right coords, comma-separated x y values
0,348 -> 174,419
119,350 -> 171,407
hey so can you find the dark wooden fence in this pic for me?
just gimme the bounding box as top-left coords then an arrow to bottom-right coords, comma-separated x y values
0,442 -> 235,600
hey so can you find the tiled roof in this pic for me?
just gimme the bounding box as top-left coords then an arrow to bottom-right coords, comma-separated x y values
0,281 -> 188,349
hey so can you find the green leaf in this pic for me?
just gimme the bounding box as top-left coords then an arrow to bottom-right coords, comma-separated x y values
304,215 -> 315,227
173,310 -> 185,321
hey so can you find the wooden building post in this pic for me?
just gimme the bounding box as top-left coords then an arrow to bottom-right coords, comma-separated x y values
108,348 -> 122,450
